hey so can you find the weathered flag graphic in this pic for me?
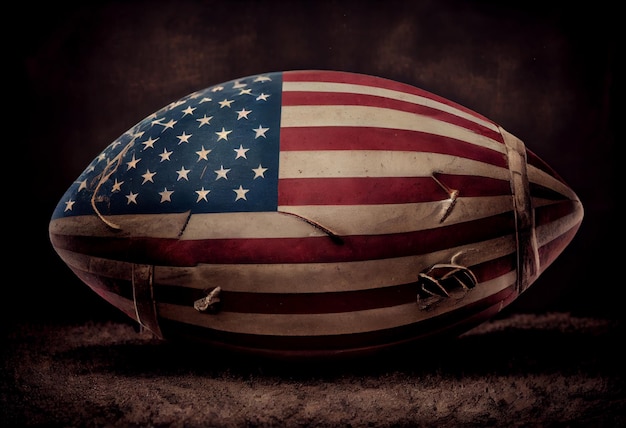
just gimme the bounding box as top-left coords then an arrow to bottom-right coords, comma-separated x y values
50,71 -> 584,357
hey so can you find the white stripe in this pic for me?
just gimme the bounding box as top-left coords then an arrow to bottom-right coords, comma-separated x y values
527,164 -> 579,201
50,194 -> 514,240
156,271 -> 517,336
279,195 -> 514,236
49,212 -> 326,240
181,211 -> 327,239
49,212 -> 189,238
533,206 -> 583,281
536,208 -> 584,248
55,247 -> 131,278
279,150 -> 511,180
282,81 -> 499,132
280,105 -> 505,154
54,234 -> 517,294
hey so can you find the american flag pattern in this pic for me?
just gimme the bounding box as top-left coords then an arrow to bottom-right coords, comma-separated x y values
49,71 -> 583,357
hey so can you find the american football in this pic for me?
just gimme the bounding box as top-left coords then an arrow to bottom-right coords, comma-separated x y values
49,70 -> 583,358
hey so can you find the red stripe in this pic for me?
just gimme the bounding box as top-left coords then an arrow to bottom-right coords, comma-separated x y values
153,253 -> 517,314
278,175 -> 512,205
49,211 -> 516,266
69,268 -> 137,321
73,269 -> 134,300
279,127 -> 507,167
529,182 -> 570,201
526,148 -> 568,186
282,91 -> 503,141
535,200 -> 580,227
283,70 -> 496,125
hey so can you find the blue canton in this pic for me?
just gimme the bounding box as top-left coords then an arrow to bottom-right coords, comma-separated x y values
53,72 -> 282,219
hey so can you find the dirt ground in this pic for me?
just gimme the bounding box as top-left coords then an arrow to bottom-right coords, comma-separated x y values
2,311 -> 624,427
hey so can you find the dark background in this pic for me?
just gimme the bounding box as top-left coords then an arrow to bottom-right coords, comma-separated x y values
15,0 -> 617,327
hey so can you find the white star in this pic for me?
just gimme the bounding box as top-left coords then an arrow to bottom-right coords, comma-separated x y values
141,169 -> 156,184
234,145 -> 249,159
195,187 -> 210,202
253,125 -> 269,138
126,154 -> 140,170
64,199 -> 75,212
233,185 -> 249,201
142,136 -> 159,150
77,180 -> 88,191
176,131 -> 192,144
254,75 -> 272,82
232,81 -> 247,89
218,99 -> 234,108
199,97 -> 212,103
214,165 -> 230,180
126,192 -> 138,204
197,115 -> 213,127
176,166 -> 191,181
236,108 -> 252,120
216,127 -> 232,141
196,146 -> 212,161
167,100 -> 186,110
159,188 -> 174,202
256,93 -> 270,101
111,179 -> 124,192
160,118 -> 177,132
252,164 -> 268,179
238,88 -> 253,96
211,86 -> 224,92
159,148 -> 173,162
182,106 -> 196,116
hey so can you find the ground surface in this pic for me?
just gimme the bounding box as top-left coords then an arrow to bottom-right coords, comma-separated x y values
2,312 -> 624,427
